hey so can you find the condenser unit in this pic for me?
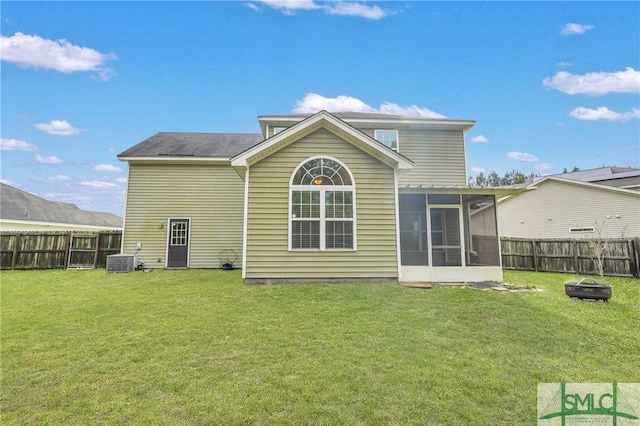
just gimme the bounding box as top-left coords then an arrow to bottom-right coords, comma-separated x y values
106,254 -> 137,273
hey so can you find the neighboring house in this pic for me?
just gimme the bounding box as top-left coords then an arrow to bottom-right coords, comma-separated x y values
0,183 -> 123,231
118,110 -> 516,283
496,176 -> 640,240
552,167 -> 640,192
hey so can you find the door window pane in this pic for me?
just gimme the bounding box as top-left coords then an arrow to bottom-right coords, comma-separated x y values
171,222 -> 187,245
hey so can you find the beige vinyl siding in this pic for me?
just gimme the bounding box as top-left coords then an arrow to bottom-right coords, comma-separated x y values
498,180 -> 640,239
397,128 -> 467,186
123,163 -> 245,268
244,128 -> 398,280
359,127 -> 467,186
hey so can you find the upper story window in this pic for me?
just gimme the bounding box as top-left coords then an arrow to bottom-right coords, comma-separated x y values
374,129 -> 398,151
273,127 -> 286,135
289,157 -> 356,250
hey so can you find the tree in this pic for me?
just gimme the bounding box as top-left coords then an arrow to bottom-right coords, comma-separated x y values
587,221 -> 609,277
562,166 -> 581,173
468,169 -> 536,187
585,221 -> 628,277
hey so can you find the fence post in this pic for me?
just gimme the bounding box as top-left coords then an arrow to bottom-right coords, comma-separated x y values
11,232 -> 21,270
63,232 -> 72,269
573,240 -> 580,274
531,239 -> 538,272
93,232 -> 101,268
630,238 -> 639,278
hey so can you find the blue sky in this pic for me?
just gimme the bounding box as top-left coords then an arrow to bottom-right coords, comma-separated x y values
1,1 -> 639,217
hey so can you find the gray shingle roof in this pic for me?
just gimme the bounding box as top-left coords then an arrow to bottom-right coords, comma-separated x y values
1,183 -> 123,228
117,132 -> 264,159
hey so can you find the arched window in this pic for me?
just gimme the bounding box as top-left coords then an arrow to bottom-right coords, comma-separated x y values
290,157 -> 356,250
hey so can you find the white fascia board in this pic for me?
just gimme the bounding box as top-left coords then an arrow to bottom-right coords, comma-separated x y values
347,117 -> 475,132
258,114 -> 476,132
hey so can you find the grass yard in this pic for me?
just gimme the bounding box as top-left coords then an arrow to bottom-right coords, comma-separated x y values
1,269 -> 639,425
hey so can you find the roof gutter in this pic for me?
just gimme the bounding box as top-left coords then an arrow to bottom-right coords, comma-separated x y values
117,156 -> 232,163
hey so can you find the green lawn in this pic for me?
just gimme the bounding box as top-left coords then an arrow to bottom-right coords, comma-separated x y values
1,269 -> 638,425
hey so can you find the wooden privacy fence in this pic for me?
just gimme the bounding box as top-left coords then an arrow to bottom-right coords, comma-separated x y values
1,231 -> 122,270
501,237 -> 640,278
3,231 -> 638,277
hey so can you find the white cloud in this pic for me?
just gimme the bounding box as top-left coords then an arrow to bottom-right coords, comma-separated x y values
293,93 -> 446,118
245,2 -> 261,12
378,102 -> 446,118
561,23 -> 594,35
34,119 -> 85,136
260,0 -> 319,11
294,93 -> 375,113
569,107 -> 640,122
92,164 -> 122,172
1,179 -> 15,186
0,32 -> 116,79
256,1 -> 389,19
543,67 -> 640,96
80,180 -> 120,189
535,163 -> 555,171
506,152 -> 539,162
471,167 -> 485,173
38,174 -> 72,183
1,137 -> 37,151
115,177 -> 128,183
470,135 -> 489,143
36,155 -> 63,164
325,2 -> 387,20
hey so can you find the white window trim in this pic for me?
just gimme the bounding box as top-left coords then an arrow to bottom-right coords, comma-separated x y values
288,156 -> 357,252
374,129 -> 399,151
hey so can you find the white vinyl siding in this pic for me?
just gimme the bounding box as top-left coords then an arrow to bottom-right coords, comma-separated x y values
498,180 -> 640,239
122,163 -> 245,268
244,128 -> 398,280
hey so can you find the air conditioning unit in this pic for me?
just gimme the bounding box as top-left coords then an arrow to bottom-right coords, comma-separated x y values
106,254 -> 137,273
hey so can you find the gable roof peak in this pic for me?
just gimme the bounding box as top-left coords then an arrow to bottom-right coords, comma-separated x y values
232,110 -> 412,172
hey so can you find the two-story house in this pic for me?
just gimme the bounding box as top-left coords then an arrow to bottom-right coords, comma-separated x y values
118,110 -> 510,283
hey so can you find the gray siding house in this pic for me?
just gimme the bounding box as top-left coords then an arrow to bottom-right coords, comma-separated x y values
1,183 -> 122,232
118,111 -> 511,283
497,176 -> 640,240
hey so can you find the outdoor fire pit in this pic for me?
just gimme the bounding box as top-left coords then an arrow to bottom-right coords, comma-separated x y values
564,277 -> 612,301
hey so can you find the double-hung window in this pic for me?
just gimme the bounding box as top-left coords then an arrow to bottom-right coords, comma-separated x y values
290,157 -> 356,250
374,129 -> 398,151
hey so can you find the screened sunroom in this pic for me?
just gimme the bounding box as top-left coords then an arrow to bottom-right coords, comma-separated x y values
398,190 -> 502,282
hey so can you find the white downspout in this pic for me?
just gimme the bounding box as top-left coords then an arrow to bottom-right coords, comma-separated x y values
394,171 -> 402,282
241,167 -> 250,279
